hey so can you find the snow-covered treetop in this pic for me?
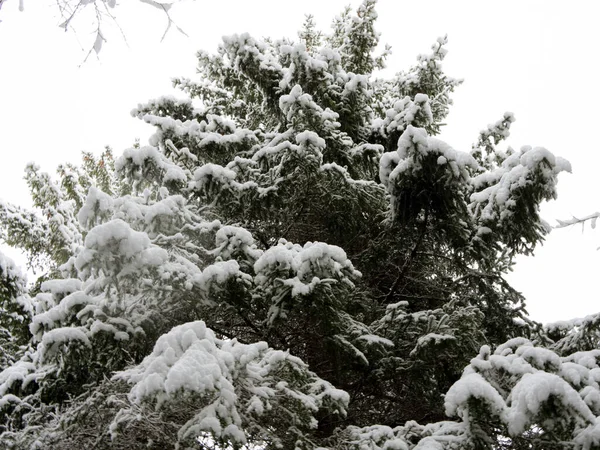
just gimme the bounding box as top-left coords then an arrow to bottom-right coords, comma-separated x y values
0,1 -> 578,449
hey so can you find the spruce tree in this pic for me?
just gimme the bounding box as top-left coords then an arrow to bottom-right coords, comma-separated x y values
2,1 -> 598,449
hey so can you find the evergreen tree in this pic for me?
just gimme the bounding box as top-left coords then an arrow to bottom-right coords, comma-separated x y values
1,1 -> 596,449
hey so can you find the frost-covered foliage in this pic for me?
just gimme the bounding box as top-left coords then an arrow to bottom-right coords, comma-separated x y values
0,251 -> 32,371
0,1 -> 585,449
0,148 -> 120,275
111,320 -> 349,449
443,339 -> 600,449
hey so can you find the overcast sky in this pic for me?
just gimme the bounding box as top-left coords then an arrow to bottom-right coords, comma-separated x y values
0,0 -> 598,323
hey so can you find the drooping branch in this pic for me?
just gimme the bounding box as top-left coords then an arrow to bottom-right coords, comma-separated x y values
383,207 -> 430,303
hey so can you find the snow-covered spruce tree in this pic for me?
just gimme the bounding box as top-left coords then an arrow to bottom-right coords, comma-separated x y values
0,251 -> 32,372
2,1 -> 596,448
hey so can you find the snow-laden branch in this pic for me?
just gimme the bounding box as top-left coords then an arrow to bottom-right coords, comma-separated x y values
556,212 -> 600,230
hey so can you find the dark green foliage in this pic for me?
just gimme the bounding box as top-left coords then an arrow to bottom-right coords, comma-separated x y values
0,1 -> 581,449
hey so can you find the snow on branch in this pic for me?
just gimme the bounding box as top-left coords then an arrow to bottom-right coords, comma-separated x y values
556,212 -> 600,230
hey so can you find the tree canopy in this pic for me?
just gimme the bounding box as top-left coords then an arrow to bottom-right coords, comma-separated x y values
2,1 -> 597,449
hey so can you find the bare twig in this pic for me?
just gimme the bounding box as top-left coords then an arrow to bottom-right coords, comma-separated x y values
138,0 -> 189,41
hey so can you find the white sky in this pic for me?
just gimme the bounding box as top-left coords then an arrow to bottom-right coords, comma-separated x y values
0,0 -> 598,324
